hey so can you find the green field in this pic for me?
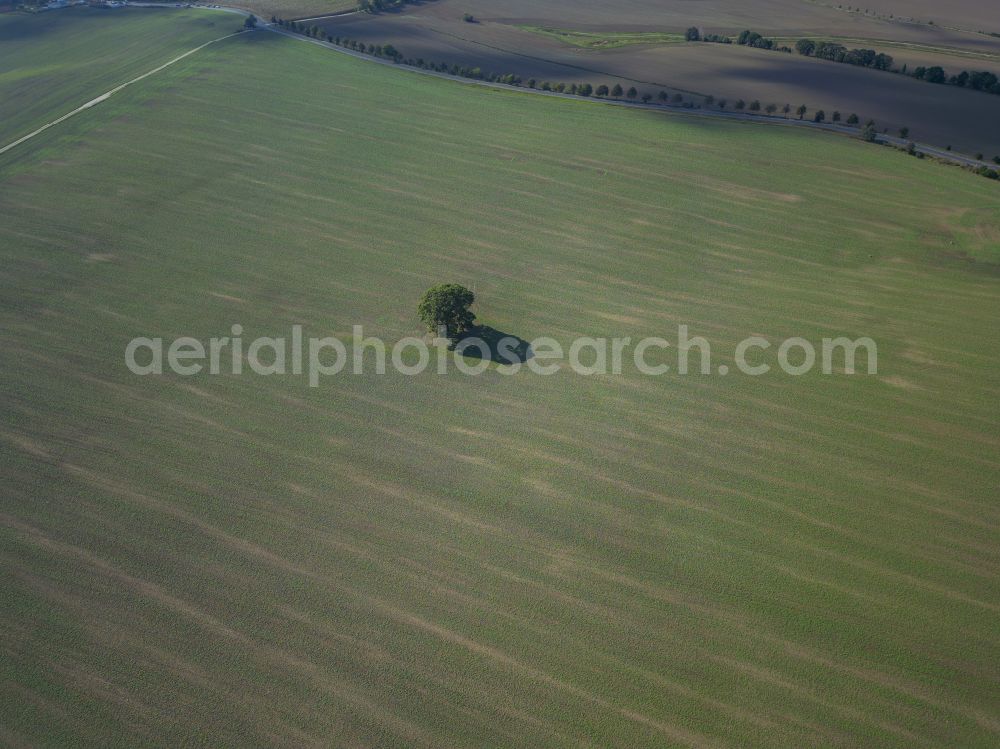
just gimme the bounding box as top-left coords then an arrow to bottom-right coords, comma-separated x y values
0,7 -> 237,145
2,11 -> 999,747
518,26 -> 687,49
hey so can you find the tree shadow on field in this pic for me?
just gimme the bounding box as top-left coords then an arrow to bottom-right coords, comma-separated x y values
454,326 -> 533,364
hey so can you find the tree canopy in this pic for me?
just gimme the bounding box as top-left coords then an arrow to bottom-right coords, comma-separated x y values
417,284 -> 476,339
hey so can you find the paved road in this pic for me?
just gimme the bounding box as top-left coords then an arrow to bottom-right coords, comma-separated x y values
3,3 -> 995,173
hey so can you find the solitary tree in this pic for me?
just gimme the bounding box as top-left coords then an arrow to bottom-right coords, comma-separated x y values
832,111 -> 841,122
796,104 -> 808,120
847,113 -> 859,125
418,284 -> 476,340
782,103 -> 791,117
685,26 -> 701,41
626,86 -> 638,99
611,83 -> 624,98
596,84 -> 609,97
765,103 -> 777,115
243,14 -> 257,29
899,126 -> 910,138
814,110 -> 826,123
861,123 -> 878,142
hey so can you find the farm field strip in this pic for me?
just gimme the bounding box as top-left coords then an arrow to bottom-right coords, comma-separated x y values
295,9 -> 359,22
0,7 -> 236,145
269,23 -> 994,168
516,25 -> 1000,64
314,2 -> 1000,154
804,0 -> 1000,37
515,26 -> 686,49
8,8 -> 965,170
236,0 -> 356,21
1,13 -> 999,746
0,27 -> 242,157
768,35 -> 1000,63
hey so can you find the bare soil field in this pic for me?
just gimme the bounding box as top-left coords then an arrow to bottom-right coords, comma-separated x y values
810,0 -> 1000,34
317,1 -> 1000,155
385,0 -> 1000,49
241,0 -> 354,21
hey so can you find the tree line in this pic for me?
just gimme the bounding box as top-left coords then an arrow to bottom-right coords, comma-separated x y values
688,27 -> 791,52
911,66 -> 999,94
691,25 -> 1000,97
797,37 -> 1000,95
695,28 -> 893,69
794,39 -> 894,70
